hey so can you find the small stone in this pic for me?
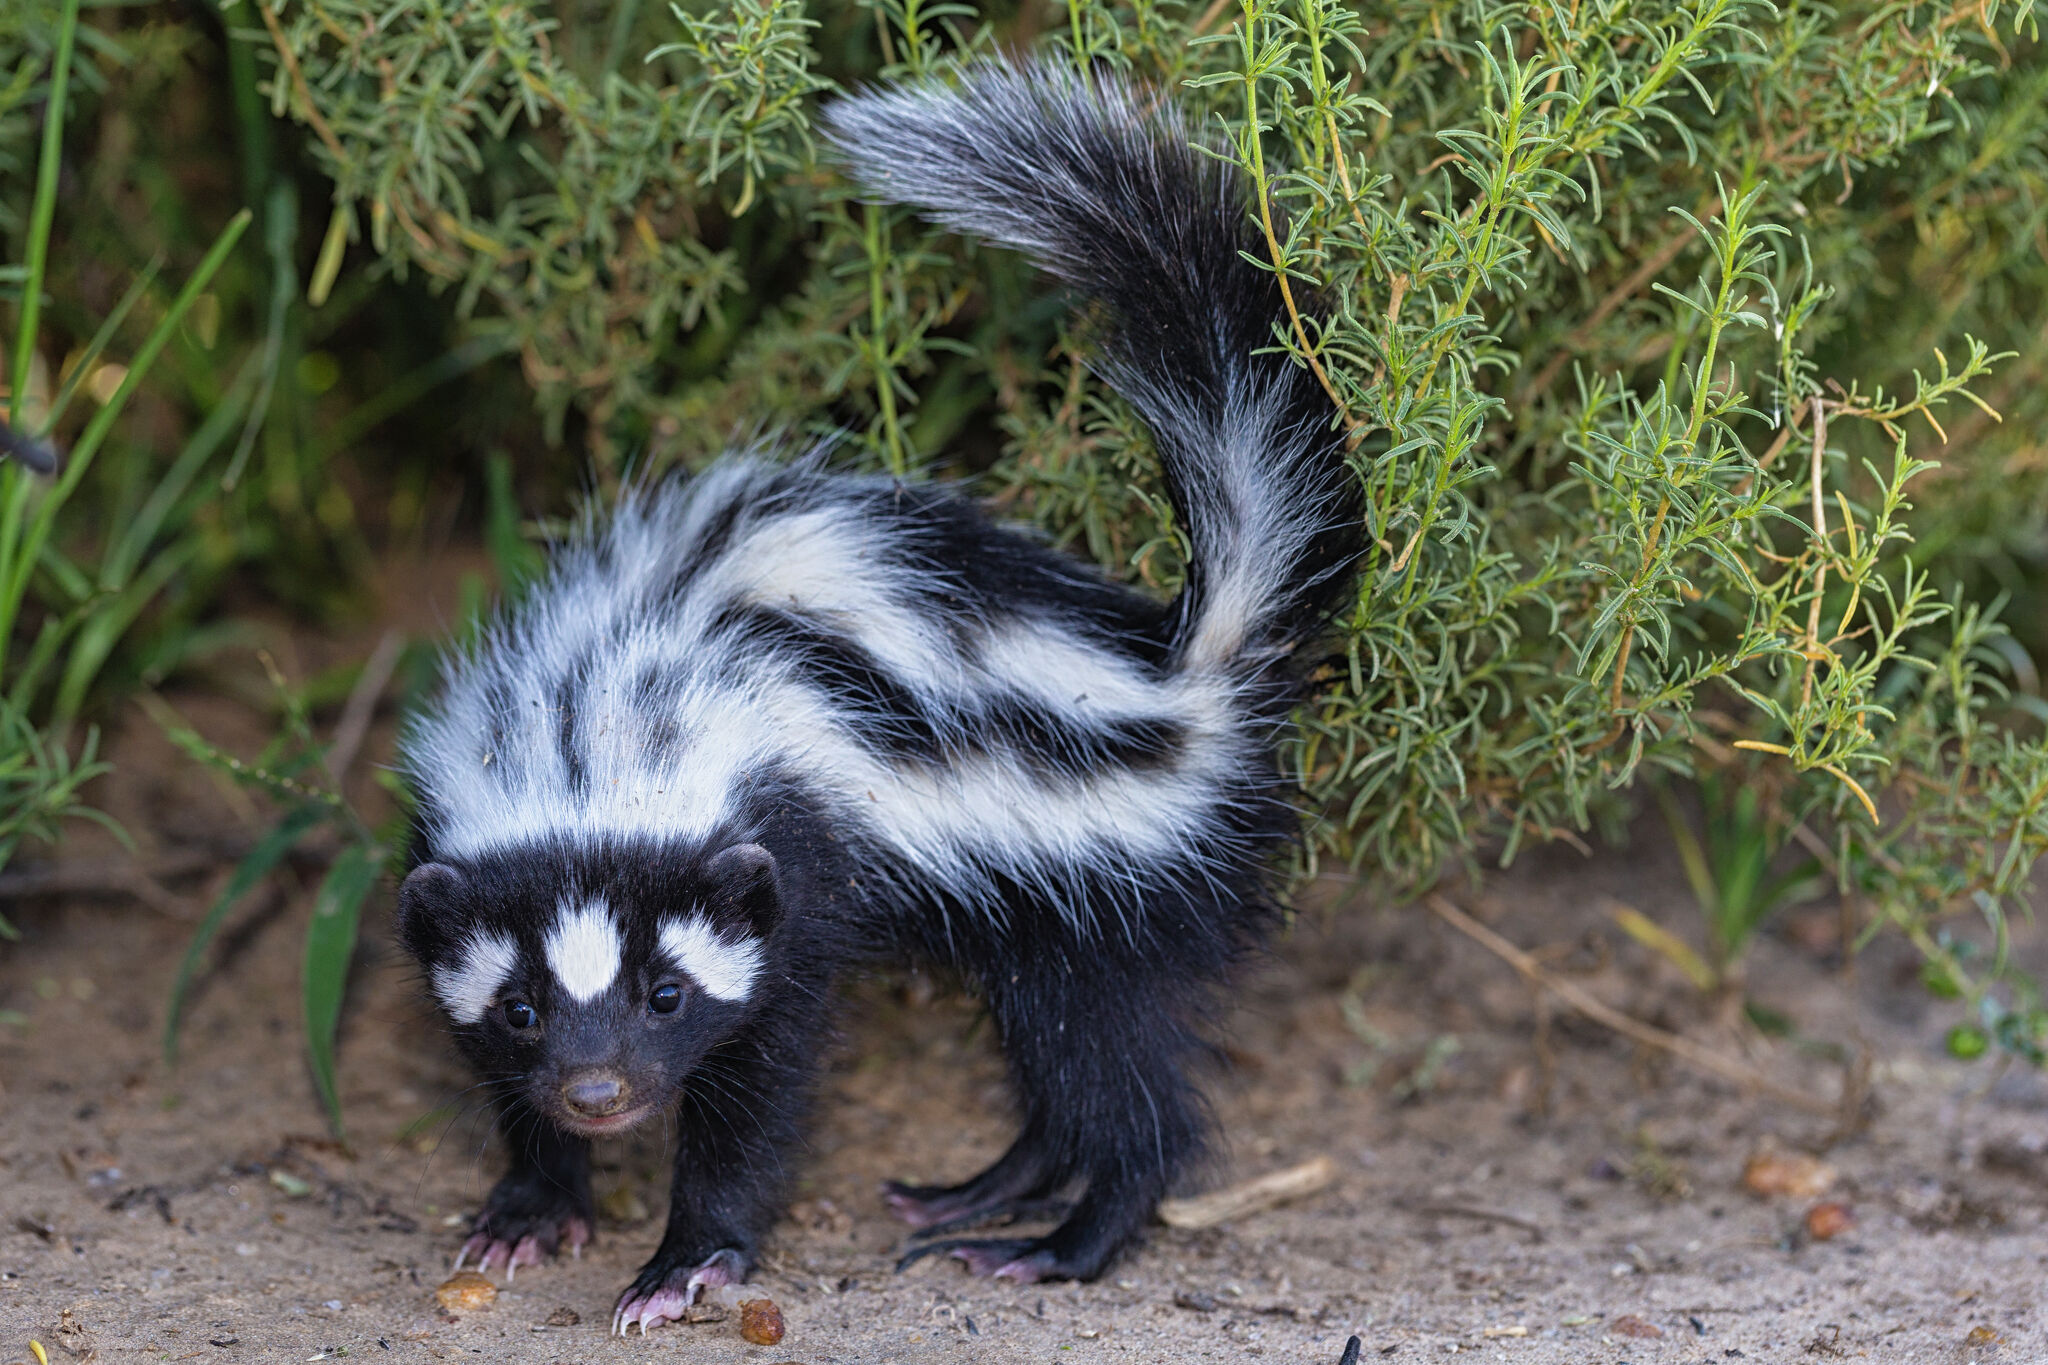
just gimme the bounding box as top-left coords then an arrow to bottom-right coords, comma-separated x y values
1804,1201 -> 1855,1240
1611,1315 -> 1664,1339
1174,1291 -> 1218,1313
1741,1149 -> 1835,1199
544,1307 -> 580,1327
739,1298 -> 785,1345
434,1271 -> 498,1312
682,1301 -> 728,1324
269,1170 -> 314,1199
56,1306 -> 97,1357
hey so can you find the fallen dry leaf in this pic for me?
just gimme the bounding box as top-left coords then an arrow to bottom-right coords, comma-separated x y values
54,1307 -> 96,1360
1742,1149 -> 1836,1199
1804,1201 -> 1855,1240
1611,1315 -> 1663,1339
739,1298 -> 785,1345
1157,1156 -> 1337,1229
434,1271 -> 497,1312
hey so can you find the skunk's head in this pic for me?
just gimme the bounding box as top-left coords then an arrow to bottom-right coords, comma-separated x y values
395,839 -> 783,1137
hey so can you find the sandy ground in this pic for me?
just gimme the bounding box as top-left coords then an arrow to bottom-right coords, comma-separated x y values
3,706 -> 2046,1365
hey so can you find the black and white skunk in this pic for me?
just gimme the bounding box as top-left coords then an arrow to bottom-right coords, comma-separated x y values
394,62 -> 1360,1334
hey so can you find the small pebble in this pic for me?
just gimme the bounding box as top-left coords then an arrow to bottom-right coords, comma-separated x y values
435,1271 -> 498,1312
1741,1150 -> 1835,1199
739,1298 -> 785,1345
1804,1201 -> 1854,1240
269,1171 -> 313,1198
1611,1315 -> 1663,1339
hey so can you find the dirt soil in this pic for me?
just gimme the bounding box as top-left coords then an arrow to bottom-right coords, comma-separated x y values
4,695 -> 2047,1365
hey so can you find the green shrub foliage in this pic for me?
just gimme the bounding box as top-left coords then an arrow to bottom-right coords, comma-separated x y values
4,0 -> 2045,1058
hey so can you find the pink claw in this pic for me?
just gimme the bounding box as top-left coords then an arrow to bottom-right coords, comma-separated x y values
612,1286 -> 691,1336
685,1261 -> 737,1297
949,1245 -> 1011,1277
506,1236 -> 544,1280
453,1233 -> 489,1273
950,1245 -> 1049,1282
883,1187 -> 946,1229
611,1250 -> 747,1336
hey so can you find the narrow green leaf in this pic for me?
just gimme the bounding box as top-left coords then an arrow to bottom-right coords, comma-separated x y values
164,803 -> 329,1067
303,840 -> 382,1141
8,0 -> 81,428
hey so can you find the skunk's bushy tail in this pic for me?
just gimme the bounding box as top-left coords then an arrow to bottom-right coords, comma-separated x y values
822,63 -> 1359,676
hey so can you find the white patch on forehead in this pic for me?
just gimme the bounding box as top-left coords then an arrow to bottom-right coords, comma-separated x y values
433,932 -> 520,1025
659,917 -> 764,1003
546,900 -> 623,1002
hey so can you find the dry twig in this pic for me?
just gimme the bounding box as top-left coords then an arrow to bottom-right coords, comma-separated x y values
1157,1155 -> 1337,1229
1426,895 -> 1844,1119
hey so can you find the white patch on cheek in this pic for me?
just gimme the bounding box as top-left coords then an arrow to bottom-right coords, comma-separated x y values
546,900 -> 623,1002
434,932 -> 521,1025
658,917 -> 763,1003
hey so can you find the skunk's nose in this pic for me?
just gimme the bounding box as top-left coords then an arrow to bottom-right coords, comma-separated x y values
561,1070 -> 629,1116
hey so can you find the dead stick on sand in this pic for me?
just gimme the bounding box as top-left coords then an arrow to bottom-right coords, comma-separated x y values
1425,895 -> 1843,1120
1157,1156 -> 1338,1230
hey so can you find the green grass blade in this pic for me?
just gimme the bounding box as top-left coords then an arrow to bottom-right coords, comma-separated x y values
0,208 -> 251,652
484,451 -> 543,595
302,839 -> 381,1142
221,181 -> 296,492
99,348 -> 262,590
54,537 -> 201,725
42,259 -> 160,434
163,802 -> 329,1067
1654,780 -> 1719,921
299,332 -> 511,467
46,209 -> 254,500
8,0 -> 81,428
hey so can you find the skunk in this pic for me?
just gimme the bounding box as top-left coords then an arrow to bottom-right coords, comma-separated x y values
394,62 -> 1360,1334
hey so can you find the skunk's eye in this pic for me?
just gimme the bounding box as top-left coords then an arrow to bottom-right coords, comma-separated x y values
503,999 -> 537,1030
649,983 -> 683,1015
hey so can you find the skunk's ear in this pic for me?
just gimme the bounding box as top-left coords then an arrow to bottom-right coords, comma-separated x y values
395,862 -> 468,956
703,843 -> 782,938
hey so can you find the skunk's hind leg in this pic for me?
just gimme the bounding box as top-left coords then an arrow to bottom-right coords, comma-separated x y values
883,1119 -> 1061,1230
901,950 -> 1214,1283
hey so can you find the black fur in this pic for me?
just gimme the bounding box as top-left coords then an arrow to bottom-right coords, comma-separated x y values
395,61 -> 1362,1328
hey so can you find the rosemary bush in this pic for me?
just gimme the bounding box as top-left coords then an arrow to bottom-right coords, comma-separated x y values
6,0 -> 2047,1068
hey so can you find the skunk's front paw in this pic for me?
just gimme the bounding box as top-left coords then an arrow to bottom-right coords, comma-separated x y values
454,1170 -> 592,1279
611,1246 -> 750,1335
